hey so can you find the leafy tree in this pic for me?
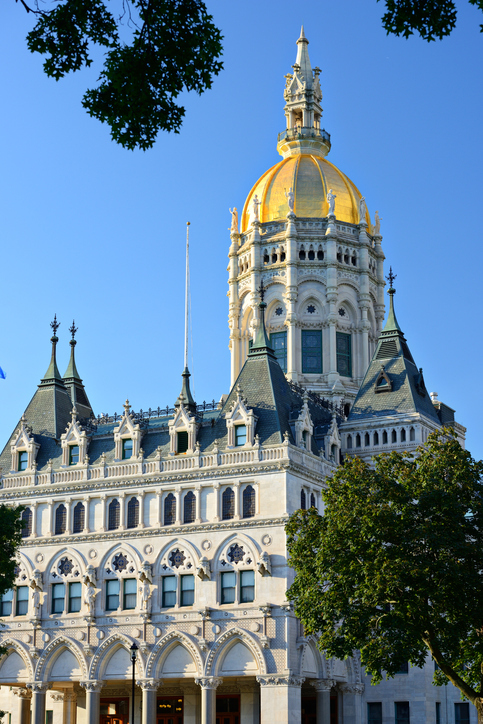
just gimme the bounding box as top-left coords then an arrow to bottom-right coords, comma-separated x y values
378,0 -> 483,41
16,0 -> 223,150
286,430 -> 483,722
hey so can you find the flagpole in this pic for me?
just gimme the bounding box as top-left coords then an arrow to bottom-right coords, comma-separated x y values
184,222 -> 190,370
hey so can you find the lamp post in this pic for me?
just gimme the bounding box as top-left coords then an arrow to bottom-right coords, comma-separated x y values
130,642 -> 138,724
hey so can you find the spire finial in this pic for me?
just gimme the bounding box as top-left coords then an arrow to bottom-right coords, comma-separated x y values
257,279 -> 266,302
50,314 -> 60,340
386,267 -> 397,292
69,320 -> 78,340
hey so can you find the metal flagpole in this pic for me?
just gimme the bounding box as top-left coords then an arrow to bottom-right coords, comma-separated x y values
184,222 -> 190,370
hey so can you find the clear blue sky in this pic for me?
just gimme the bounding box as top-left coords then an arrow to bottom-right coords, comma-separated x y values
1,1 -> 482,458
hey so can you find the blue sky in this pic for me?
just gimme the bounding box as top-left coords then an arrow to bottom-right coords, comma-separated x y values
1,0 -> 482,458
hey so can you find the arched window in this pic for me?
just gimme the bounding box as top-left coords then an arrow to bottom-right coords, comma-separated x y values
164,493 -> 176,526
127,497 -> 139,529
310,493 -> 316,508
301,489 -> 306,510
317,249 -> 324,260
308,249 -> 315,260
373,431 -> 379,446
271,252 -> 278,263
365,432 -> 370,447
299,249 -> 306,260
183,491 -> 196,524
347,435 -> 353,449
21,508 -> 32,538
243,486 -> 255,518
356,434 -> 361,448
392,429 -> 397,443
382,430 -> 388,444
108,499 -> 120,530
410,427 -> 415,441
55,504 -> 66,535
401,428 -> 406,442
222,488 -> 235,520
73,502 -> 85,534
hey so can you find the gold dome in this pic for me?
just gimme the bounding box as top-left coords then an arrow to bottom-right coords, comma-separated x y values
241,154 -> 369,232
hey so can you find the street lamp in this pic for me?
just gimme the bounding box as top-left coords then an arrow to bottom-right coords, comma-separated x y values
130,642 -> 138,724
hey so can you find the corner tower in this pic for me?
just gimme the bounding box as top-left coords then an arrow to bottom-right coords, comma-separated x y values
228,29 -> 386,406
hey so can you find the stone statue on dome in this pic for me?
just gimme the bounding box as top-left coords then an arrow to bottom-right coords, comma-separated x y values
229,207 -> 238,235
327,188 -> 336,216
359,196 -> 367,224
374,210 -> 382,236
285,187 -> 295,213
251,195 -> 261,224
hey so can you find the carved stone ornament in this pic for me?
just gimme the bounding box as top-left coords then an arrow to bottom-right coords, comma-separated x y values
60,408 -> 91,466
256,551 -> 271,576
196,556 -> 211,581
256,676 -> 305,687
224,385 -> 258,448
294,392 -> 314,450
80,681 -> 103,693
195,677 -> 223,690
113,402 -> 143,460
339,683 -> 365,695
10,415 -> 40,473
136,679 -> 161,691
311,678 -> 336,692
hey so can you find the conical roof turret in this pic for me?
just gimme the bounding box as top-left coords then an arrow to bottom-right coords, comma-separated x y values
295,26 -> 313,89
175,367 -> 197,415
62,321 -> 94,420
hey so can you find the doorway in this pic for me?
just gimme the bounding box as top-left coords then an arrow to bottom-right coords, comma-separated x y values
100,697 -> 129,724
301,695 -> 316,724
330,695 -> 338,724
156,696 -> 183,724
216,695 -> 240,724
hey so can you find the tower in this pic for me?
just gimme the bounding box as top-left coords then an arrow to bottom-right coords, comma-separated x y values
228,28 -> 386,407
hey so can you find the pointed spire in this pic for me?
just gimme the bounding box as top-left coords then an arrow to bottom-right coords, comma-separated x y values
175,367 -> 197,414
63,320 -> 81,381
41,314 -> 62,383
295,25 -> 313,88
249,281 -> 276,359
382,267 -> 402,333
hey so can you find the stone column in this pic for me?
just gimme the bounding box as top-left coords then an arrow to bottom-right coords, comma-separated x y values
63,691 -> 78,724
213,483 -> 220,522
175,488 -> 182,525
31,503 -> 38,538
240,685 -> 259,724
138,492 -> 145,528
47,501 -> 54,537
234,482 -> 240,520
16,687 -> 32,724
100,495 -> 107,532
311,679 -> 335,724
257,676 -> 304,724
65,501 -> 72,535
80,681 -> 102,724
195,677 -> 222,724
83,497 -> 90,533
195,486 -> 202,524
28,683 -> 49,724
339,683 -> 364,724
119,493 -> 126,530
137,679 -> 160,724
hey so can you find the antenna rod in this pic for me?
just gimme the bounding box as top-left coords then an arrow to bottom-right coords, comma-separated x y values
184,222 -> 190,370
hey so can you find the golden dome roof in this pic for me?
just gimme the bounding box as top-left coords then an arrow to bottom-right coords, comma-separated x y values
240,154 -> 369,232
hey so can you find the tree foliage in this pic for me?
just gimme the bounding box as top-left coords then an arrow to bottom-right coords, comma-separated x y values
0,506 -> 23,602
378,0 -> 483,41
18,0 -> 223,150
286,430 -> 483,719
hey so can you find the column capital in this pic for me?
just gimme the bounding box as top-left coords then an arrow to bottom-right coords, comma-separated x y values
49,693 -> 65,703
195,677 -> 223,690
256,676 -> 305,687
63,691 -> 78,702
310,678 -> 336,692
12,688 -> 32,699
27,683 -> 50,694
339,682 -> 364,694
136,679 -> 161,691
80,680 -> 103,693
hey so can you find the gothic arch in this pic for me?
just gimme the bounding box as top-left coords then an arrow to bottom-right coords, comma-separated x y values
145,631 -> 203,679
153,538 -> 201,574
299,636 -> 326,679
44,546 -> 87,577
98,541 -> 143,573
89,633 -> 145,680
0,639 -> 34,681
35,635 -> 88,681
212,532 -> 261,570
205,627 -> 267,676
337,298 -> 357,322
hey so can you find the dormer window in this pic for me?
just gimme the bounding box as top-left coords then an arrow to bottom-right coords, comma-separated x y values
122,439 -> 133,460
69,445 -> 79,465
235,425 -> 247,447
177,431 -> 189,454
18,451 -> 28,472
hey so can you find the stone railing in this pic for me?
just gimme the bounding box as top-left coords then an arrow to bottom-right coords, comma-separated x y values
1,442 -> 332,490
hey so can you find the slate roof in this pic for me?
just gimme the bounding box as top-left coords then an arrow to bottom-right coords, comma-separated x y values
347,288 -> 440,425
0,305 -> 335,473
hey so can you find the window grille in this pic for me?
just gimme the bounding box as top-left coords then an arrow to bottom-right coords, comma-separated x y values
73,502 -> 85,534
164,493 -> 176,526
127,497 -> 139,529
108,499 -> 120,530
21,508 -> 32,538
183,491 -> 196,524
222,488 -> 235,520
55,504 -> 66,535
394,702 -> 410,724
367,703 -> 382,724
310,493 -> 316,508
242,486 -> 255,518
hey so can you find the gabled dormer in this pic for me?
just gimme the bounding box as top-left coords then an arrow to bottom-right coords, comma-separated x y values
224,385 -> 258,448
168,404 -> 199,455
113,400 -> 143,461
10,415 -> 40,472
60,407 -> 90,466
293,392 -> 314,450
